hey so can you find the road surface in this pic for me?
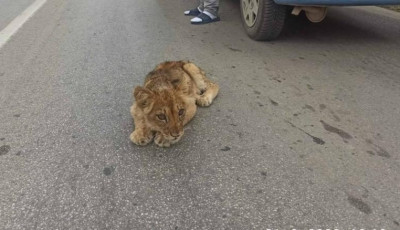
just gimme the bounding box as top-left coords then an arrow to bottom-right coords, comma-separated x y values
1,0 -> 400,229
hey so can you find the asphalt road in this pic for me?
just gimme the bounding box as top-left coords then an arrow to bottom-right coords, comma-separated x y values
0,0 -> 35,31
1,0 -> 400,229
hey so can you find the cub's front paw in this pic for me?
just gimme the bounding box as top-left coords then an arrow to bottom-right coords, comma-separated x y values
154,133 -> 171,147
196,95 -> 213,107
130,130 -> 153,146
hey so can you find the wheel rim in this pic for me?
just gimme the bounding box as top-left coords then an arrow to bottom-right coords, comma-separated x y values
242,0 -> 259,27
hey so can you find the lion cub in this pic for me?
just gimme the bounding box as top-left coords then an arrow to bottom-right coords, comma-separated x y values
130,61 -> 219,147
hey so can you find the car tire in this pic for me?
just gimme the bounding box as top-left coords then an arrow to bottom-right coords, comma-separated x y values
240,0 -> 287,41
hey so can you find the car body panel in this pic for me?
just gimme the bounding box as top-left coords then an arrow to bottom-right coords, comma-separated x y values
274,0 -> 400,6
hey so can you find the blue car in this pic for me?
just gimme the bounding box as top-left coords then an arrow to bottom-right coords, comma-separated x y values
240,0 -> 400,40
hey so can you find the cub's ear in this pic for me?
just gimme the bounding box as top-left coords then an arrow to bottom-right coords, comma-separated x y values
134,87 -> 154,110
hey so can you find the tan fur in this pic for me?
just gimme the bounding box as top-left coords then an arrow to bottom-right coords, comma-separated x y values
130,61 -> 219,147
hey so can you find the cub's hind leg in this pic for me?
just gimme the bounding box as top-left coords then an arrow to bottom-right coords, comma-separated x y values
182,62 -> 219,107
182,62 -> 207,92
130,104 -> 154,146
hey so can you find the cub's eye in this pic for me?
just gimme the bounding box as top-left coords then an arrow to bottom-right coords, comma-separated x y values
179,109 -> 185,116
157,114 -> 166,121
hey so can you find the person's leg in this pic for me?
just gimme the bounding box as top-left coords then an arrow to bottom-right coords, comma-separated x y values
190,0 -> 220,24
198,0 -> 205,12
203,0 -> 219,18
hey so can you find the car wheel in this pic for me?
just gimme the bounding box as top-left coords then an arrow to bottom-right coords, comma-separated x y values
240,0 -> 287,41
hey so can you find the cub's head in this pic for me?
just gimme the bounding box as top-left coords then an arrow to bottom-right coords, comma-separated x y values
134,86 -> 186,142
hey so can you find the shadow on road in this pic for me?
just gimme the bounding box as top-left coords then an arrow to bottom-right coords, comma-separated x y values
280,7 -> 399,44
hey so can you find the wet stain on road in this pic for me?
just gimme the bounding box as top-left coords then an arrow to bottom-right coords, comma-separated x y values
272,77 -> 282,83
13,114 -> 21,118
220,146 -> 231,151
0,145 -> 11,155
307,84 -> 314,90
366,151 -> 375,156
347,195 -> 372,214
365,139 -> 391,158
0,137 -> 5,141
285,121 -> 325,145
319,104 -> 327,110
303,104 -> 316,112
320,120 -> 352,140
310,135 -> 325,145
269,99 -> 279,106
253,90 -> 261,95
228,47 -> 242,52
375,146 -> 390,158
103,166 -> 115,176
